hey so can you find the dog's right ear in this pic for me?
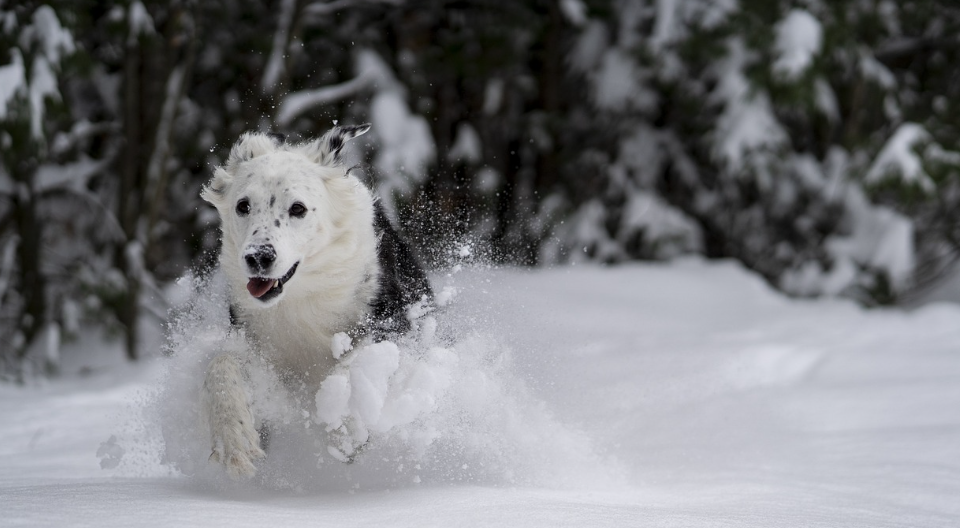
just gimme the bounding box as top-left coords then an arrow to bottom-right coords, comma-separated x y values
224,131 -> 284,173
201,167 -> 232,207
203,132 -> 284,207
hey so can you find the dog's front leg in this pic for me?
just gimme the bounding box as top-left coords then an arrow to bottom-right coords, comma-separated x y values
202,354 -> 265,479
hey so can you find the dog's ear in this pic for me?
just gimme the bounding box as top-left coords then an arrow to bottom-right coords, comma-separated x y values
201,167 -> 232,207
224,131 -> 283,173
300,123 -> 371,167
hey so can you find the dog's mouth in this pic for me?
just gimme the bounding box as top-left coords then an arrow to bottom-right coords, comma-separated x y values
246,261 -> 299,302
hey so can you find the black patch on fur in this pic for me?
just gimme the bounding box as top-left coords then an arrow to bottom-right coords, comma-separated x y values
340,123 -> 371,138
269,195 -> 276,207
229,304 -> 242,327
274,219 -> 280,227
366,201 -> 432,338
327,136 -> 343,155
324,124 -> 370,166
257,422 -> 271,452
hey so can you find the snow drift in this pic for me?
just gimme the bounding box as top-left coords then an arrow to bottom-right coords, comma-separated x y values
3,259 -> 959,527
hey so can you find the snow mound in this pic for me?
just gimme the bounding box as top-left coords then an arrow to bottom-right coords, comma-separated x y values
772,9 -> 822,80
151,267 -> 614,491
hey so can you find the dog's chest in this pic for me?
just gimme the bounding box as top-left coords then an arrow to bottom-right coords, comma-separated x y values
241,289 -> 372,387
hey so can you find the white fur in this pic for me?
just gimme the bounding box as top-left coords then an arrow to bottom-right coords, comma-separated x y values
199,130 -> 379,478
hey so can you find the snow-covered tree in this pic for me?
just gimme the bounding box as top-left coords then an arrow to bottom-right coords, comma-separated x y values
546,0 -> 960,305
0,2 -> 86,376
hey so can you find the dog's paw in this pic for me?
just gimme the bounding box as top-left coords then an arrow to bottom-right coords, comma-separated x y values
209,419 -> 266,480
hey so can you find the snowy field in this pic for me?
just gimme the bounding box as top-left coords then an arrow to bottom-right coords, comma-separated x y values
2,259 -> 959,527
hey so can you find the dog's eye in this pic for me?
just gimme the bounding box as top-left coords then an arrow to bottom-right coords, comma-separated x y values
289,202 -> 307,218
236,199 -> 251,216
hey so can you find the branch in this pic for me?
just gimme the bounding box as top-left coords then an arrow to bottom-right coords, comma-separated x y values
261,0 -> 299,96
276,71 -> 373,126
143,64 -> 187,246
874,35 -> 960,66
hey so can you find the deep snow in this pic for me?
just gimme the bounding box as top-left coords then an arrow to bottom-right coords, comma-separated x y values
2,259 -> 960,527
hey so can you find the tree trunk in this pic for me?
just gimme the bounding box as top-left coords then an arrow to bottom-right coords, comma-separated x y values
13,178 -> 44,359
118,36 -> 143,361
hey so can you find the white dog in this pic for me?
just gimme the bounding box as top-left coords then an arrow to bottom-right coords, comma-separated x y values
199,125 -> 431,479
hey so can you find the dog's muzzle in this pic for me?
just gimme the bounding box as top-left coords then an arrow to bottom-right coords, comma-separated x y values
246,261 -> 299,302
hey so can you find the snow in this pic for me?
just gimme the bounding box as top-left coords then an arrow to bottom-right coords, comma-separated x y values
682,0 -> 737,31
127,1 -> 155,41
591,49 -> 657,112
0,7 -> 74,141
34,155 -> 103,194
0,237 -> 17,305
473,166 -> 500,193
447,123 -> 482,163
568,21 -> 607,74
554,199 -> 622,262
482,78 -> 504,114
865,122 -> 936,193
826,186 -> 916,289
28,55 -> 59,139
3,260 -> 960,526
30,6 -> 75,64
860,50 -> 897,89
330,332 -> 353,360
349,49 -> 436,207
0,48 -> 25,120
621,191 -> 702,258
650,0 -> 680,51
782,184 -> 917,297
814,77 -> 839,122
712,39 -> 788,169
558,0 -> 587,27
772,9 -> 822,80
370,90 -> 435,183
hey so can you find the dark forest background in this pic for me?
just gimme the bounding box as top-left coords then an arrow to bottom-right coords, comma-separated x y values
3,0 -> 960,376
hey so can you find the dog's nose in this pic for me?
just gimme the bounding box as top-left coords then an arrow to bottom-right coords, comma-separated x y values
244,244 -> 277,274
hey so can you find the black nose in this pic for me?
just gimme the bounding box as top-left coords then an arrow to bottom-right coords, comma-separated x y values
244,244 -> 276,274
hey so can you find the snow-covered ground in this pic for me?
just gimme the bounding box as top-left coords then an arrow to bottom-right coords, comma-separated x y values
2,259 -> 959,527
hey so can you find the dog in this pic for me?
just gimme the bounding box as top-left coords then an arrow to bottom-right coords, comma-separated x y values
198,125 -> 432,479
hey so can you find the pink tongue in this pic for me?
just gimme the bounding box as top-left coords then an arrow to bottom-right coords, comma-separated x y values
247,277 -> 274,298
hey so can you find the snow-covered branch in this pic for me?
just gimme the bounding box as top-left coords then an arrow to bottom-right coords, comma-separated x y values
276,71 -> 373,126
261,0 -> 298,96
144,64 -> 186,212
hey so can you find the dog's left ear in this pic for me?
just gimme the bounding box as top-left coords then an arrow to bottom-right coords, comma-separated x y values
300,123 -> 371,167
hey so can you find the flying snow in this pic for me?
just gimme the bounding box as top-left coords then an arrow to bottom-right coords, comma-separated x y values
150,263 -> 612,491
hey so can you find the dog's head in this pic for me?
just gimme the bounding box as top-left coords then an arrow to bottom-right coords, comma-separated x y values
202,124 -> 371,307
